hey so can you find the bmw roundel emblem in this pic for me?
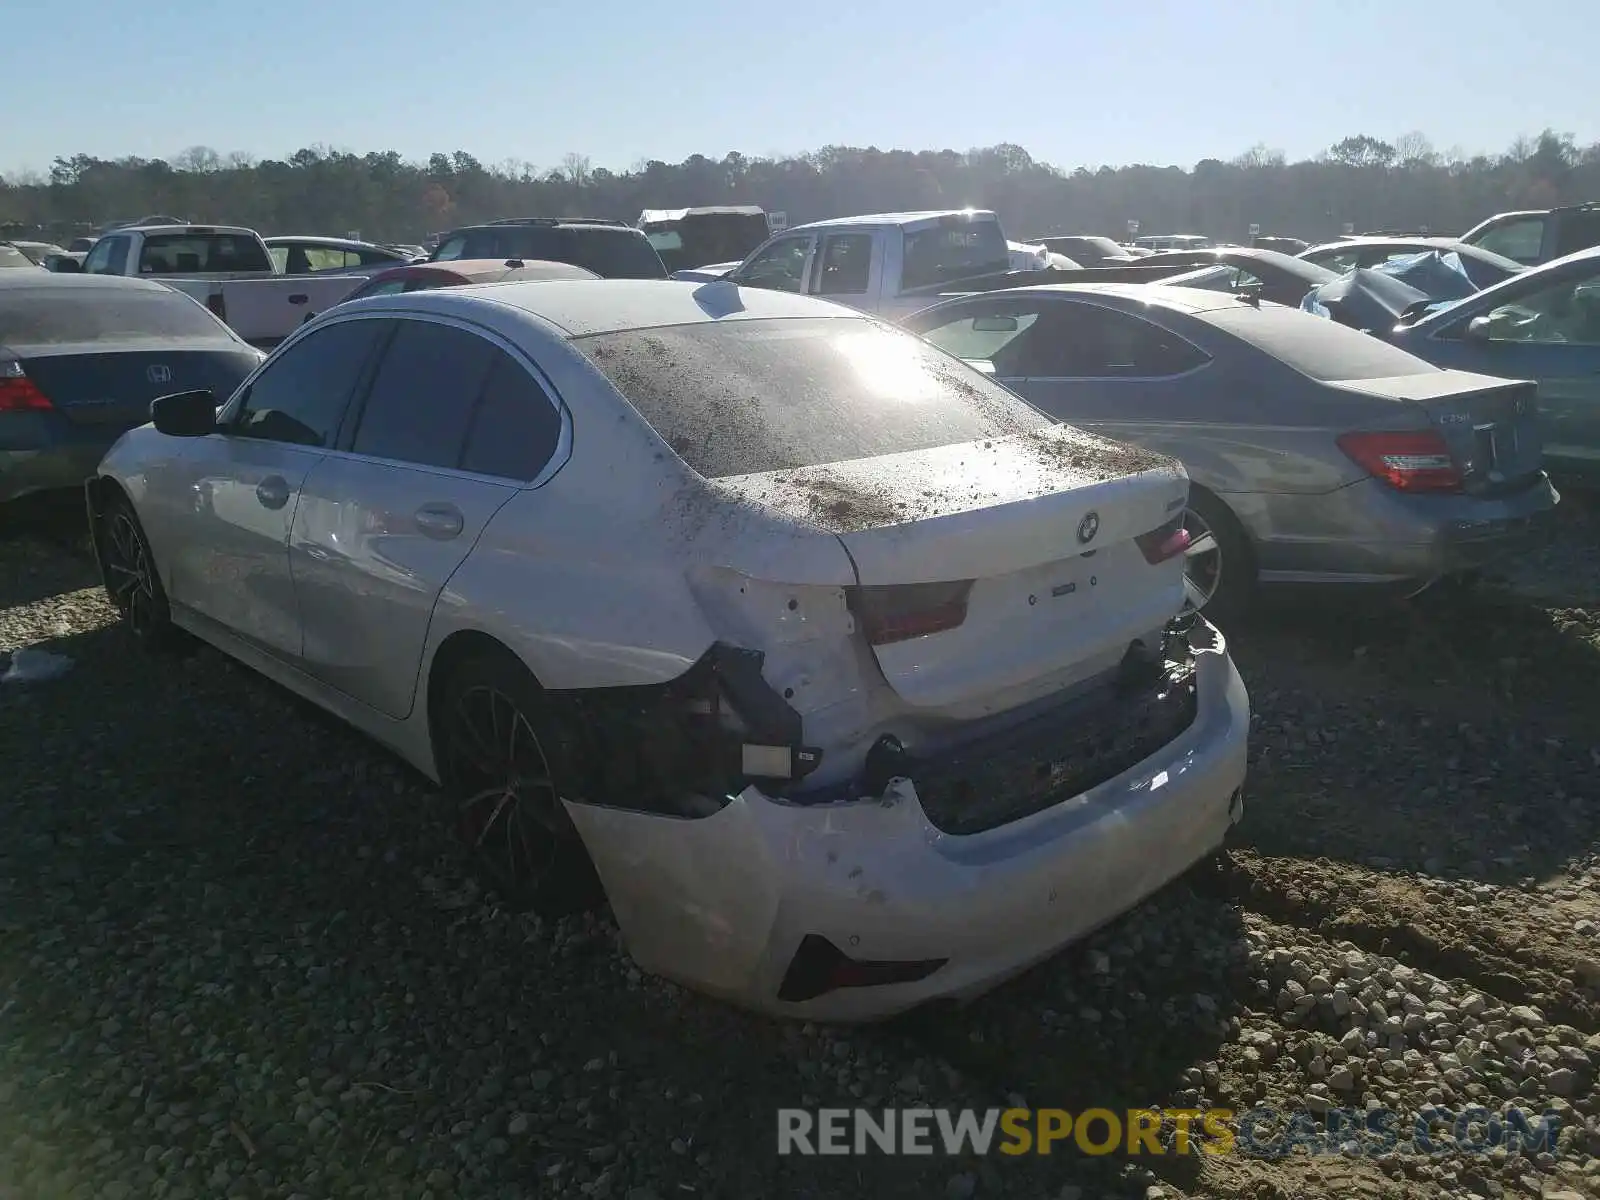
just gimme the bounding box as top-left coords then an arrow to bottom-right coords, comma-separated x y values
1077,511 -> 1100,544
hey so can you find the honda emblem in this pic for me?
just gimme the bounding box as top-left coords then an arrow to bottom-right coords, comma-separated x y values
147,364 -> 172,384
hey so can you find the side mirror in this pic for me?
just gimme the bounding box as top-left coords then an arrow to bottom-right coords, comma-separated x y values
1463,315 -> 1494,343
150,389 -> 219,437
50,256 -> 82,273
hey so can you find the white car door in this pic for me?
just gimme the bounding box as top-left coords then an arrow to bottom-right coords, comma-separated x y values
289,314 -> 565,719
152,319 -> 387,659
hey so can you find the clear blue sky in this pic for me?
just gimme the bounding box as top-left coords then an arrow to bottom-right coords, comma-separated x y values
6,0 -> 1592,178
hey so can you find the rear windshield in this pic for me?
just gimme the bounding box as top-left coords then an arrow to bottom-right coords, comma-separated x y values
439,227 -> 666,279
138,233 -> 272,274
0,287 -> 237,348
901,219 -> 1012,289
571,316 -> 1050,478
1202,303 -> 1438,381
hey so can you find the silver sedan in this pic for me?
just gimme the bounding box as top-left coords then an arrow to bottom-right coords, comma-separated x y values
900,283 -> 1559,614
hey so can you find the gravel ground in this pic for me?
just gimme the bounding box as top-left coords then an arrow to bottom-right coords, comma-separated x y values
0,494 -> 1597,1200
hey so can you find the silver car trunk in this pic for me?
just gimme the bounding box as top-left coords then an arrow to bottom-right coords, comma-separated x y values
710,425 -> 1191,712
1330,371 -> 1543,490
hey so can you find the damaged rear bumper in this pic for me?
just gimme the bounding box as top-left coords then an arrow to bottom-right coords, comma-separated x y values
564,616 -> 1251,1022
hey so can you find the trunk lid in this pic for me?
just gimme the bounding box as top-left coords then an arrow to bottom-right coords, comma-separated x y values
712,425 -> 1191,710
15,343 -> 260,427
1332,370 -> 1544,489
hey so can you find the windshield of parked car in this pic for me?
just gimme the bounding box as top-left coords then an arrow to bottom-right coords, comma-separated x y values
900,218 -> 1012,289
0,286 -> 238,348
436,226 -> 667,279
0,245 -> 39,270
571,316 -> 1050,478
1202,303 -> 1438,381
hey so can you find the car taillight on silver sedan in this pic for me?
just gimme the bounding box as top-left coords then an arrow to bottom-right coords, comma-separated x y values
1336,430 -> 1462,493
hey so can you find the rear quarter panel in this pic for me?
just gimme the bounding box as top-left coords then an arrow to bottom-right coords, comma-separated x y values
1020,336 -> 1377,496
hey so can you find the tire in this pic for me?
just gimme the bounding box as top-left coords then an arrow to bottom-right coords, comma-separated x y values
1181,487 -> 1257,622
98,493 -> 186,652
435,652 -> 605,916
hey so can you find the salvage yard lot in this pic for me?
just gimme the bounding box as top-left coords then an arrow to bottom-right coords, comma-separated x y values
1,499 -> 1599,1200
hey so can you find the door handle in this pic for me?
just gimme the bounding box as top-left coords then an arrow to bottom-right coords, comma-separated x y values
255,475 -> 290,510
288,294 -> 309,305
414,503 -> 464,540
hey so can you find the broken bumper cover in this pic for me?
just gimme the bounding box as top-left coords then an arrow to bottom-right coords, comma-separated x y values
564,617 -> 1251,1022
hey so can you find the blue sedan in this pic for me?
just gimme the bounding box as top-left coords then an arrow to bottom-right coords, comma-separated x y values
1389,246 -> 1600,483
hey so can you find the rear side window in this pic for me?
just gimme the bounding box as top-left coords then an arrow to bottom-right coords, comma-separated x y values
138,233 -> 273,274
350,319 -> 497,468
0,287 -> 237,348
459,353 -> 562,480
1469,218 -> 1546,265
232,320 -> 385,448
572,316 -> 1050,479
1204,303 -> 1439,381
1556,209 -> 1600,258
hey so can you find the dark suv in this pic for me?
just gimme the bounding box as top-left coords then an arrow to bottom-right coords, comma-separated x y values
429,218 -> 667,279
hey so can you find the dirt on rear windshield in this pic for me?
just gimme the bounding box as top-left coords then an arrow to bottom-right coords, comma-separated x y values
1015,425 -> 1179,482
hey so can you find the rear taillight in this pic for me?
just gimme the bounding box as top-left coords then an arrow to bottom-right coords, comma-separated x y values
847,580 -> 973,645
1337,430 -> 1462,493
1135,513 -> 1192,565
0,361 -> 52,412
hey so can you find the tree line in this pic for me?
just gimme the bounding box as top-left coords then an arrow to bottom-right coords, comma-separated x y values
2,130 -> 1595,247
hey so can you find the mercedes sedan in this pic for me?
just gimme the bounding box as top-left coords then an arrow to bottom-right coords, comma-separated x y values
901,284 -> 1559,615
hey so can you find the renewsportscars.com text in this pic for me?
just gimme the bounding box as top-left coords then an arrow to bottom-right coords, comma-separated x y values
776,1106 -> 1560,1159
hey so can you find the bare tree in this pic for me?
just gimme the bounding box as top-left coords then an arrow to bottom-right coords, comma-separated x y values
561,153 -> 592,190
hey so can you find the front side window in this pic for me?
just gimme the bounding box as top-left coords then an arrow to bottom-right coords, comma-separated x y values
1472,268 -> 1600,345
349,319 -> 497,468
433,236 -> 467,261
734,236 -> 814,292
1469,218 -> 1546,265
230,319 -> 385,447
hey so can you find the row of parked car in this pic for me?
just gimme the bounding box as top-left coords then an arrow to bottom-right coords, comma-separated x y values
0,202 -> 1587,1020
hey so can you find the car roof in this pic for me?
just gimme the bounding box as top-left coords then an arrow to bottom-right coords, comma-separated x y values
0,272 -> 172,292
946,281 -> 1259,314
790,210 -> 999,233
105,224 -> 259,238
264,235 -> 393,249
434,258 -> 601,282
357,278 -> 862,338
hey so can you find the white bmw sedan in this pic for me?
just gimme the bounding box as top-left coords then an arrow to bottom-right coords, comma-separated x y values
87,279 -> 1251,1021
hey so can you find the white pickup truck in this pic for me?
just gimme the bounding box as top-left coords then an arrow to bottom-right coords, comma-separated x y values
65,224 -> 369,348
672,209 -> 1090,321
